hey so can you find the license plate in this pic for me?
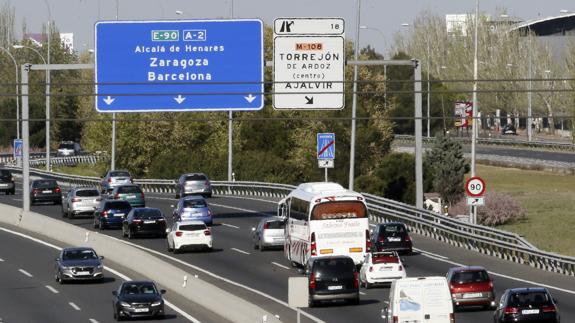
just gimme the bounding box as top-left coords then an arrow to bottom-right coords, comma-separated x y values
76,271 -> 90,275
388,237 -> 401,242
522,309 -> 540,315
186,232 -> 201,237
0,183 -> 8,187
127,195 -> 136,199
463,293 -> 482,298
42,190 -> 52,193
380,267 -> 392,271
328,285 -> 343,290
114,213 -> 125,217
144,220 -> 155,224
133,308 -> 149,313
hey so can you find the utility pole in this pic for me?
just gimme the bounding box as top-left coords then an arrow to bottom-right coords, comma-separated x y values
348,0 -> 361,191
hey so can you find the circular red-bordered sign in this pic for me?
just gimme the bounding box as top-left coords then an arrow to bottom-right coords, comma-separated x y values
466,176 -> 486,197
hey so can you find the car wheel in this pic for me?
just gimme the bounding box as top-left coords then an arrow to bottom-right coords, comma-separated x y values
68,211 -> 74,219
167,241 -> 173,252
99,221 -> 106,230
10,189 -> 15,195
175,192 -> 180,199
127,230 -> 133,240
122,228 -> 127,237
62,207 -> 67,218
365,281 -> 372,289
308,296 -> 315,308
173,247 -> 179,254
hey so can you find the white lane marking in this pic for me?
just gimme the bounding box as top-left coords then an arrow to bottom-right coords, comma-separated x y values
221,223 -> 240,229
105,236 -> 326,323
18,269 -> 33,277
69,302 -> 81,311
272,262 -> 290,270
208,200 -> 575,297
359,291 -> 366,295
89,319 -> 99,323
0,258 -> 4,262
0,227 -> 202,323
231,248 -> 250,255
45,285 -> 59,294
413,247 -> 449,260
12,198 -> 22,201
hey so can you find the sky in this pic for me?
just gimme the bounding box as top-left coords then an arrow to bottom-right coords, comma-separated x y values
6,0 -> 575,55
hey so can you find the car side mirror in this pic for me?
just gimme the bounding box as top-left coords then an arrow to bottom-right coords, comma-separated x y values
100,256 -> 105,260
160,289 -> 166,294
55,257 -> 60,261
112,291 -> 118,296
165,228 -> 171,233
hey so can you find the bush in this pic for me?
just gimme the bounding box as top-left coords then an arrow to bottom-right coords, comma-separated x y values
449,192 -> 526,226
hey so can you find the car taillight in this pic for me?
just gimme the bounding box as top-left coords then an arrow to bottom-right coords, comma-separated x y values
108,178 -> 112,183
114,193 -> 119,199
489,280 -> 493,289
449,313 -> 455,323
404,235 -> 411,242
354,272 -> 359,288
366,229 -> 371,252
449,283 -> 456,293
263,222 -> 269,230
32,188 -> 40,194
175,231 -> 183,237
369,266 -> 373,272
141,191 -> 145,199
542,305 -> 557,313
204,229 -> 211,236
310,232 -> 317,256
392,316 -> 398,323
55,187 -> 61,193
102,211 -> 108,217
504,307 -> 519,314
71,197 -> 80,202
378,236 -> 385,243
309,275 -> 316,290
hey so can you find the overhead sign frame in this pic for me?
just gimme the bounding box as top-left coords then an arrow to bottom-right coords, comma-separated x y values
273,17 -> 345,110
95,19 -> 264,112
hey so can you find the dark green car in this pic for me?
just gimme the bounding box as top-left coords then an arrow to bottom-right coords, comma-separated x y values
110,185 -> 145,207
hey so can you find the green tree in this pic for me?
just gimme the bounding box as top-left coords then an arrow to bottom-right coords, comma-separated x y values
425,133 -> 469,205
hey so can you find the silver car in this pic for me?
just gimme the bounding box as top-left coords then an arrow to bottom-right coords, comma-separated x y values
62,187 -> 101,219
251,217 -> 286,251
55,247 -> 104,283
175,173 -> 212,198
57,141 -> 81,156
101,170 -> 133,193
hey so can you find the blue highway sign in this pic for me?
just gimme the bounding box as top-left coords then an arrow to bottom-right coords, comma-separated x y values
95,19 -> 264,112
317,133 -> 335,160
13,139 -> 23,158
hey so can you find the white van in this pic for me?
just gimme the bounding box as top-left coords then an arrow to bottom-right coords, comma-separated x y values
382,276 -> 455,323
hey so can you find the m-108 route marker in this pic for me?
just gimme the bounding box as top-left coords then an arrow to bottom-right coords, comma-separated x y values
273,17 -> 345,109
95,19 -> 264,112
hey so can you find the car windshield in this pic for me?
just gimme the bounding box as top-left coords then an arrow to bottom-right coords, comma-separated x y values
106,201 -> 131,210
185,174 -> 207,181
134,209 -> 162,219
179,224 -> 206,231
59,144 -> 74,149
118,186 -> 141,194
63,249 -> 98,261
76,189 -> 99,197
508,291 -> 552,307
0,170 -> 11,177
121,283 -> 158,295
265,220 -> 285,229
33,180 -> 57,188
313,258 -> 355,277
451,270 -> 490,284
110,171 -> 130,177
183,199 -> 207,208
380,224 -> 406,237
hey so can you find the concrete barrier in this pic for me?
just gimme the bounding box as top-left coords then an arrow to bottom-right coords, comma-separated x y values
0,203 -> 280,323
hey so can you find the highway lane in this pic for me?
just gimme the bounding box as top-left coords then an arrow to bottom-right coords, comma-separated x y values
2,188 -> 575,323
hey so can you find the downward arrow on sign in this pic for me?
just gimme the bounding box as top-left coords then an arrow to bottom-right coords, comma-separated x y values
244,94 -> 256,103
103,96 -> 115,105
174,95 -> 186,104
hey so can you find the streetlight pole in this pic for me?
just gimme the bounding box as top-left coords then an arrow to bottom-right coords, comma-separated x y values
348,0 -> 361,190
426,39 -> 431,138
0,48 -> 20,140
470,0 -> 480,224
43,0 -> 51,172
527,28 -> 533,142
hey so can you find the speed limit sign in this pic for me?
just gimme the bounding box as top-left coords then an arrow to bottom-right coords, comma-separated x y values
466,176 -> 486,197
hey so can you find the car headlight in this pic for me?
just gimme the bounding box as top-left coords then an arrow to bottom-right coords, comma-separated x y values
96,264 -> 103,269
151,300 -> 163,307
60,265 -> 70,270
120,302 -> 131,308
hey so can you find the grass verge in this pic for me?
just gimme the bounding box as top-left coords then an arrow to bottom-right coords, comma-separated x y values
51,162 -> 107,178
472,165 -> 575,256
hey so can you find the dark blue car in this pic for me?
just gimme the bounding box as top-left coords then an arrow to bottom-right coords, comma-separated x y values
172,195 -> 213,226
93,200 -> 132,230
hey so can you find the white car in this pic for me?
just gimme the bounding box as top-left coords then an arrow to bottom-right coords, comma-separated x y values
166,220 -> 212,253
359,251 -> 406,288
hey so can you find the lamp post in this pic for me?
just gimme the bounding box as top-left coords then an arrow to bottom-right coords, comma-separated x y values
348,0 -> 361,190
470,0 -> 480,224
0,48 -> 20,140
43,0 -> 52,171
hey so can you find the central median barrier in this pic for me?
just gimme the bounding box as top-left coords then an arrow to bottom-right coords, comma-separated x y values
0,203 -> 281,323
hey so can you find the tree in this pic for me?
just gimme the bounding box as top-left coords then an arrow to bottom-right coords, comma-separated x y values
425,133 -> 469,205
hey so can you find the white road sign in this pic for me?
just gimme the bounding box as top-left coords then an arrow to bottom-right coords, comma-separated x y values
467,197 -> 485,206
273,17 -> 345,109
318,159 -> 334,168
465,176 -> 486,197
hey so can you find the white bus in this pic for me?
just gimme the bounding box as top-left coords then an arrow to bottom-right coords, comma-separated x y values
279,182 -> 370,267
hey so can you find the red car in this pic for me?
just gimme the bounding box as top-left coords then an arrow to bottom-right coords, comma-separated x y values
446,266 -> 496,310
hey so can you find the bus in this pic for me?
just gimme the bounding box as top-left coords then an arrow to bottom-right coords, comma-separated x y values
279,182 -> 370,267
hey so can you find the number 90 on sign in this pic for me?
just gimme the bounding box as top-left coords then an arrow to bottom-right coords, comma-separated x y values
466,177 -> 486,197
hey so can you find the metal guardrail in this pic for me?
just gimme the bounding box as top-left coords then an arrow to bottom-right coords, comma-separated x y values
394,134 -> 575,151
0,154 -> 106,167
6,167 -> 575,276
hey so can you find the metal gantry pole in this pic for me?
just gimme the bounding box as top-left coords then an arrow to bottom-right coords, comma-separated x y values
527,32 -> 533,142
22,64 -> 30,212
44,1 -> 51,172
470,0 -> 480,224
426,39 -> 431,138
348,0 -> 361,191
414,61 -> 423,209
228,0 -> 234,182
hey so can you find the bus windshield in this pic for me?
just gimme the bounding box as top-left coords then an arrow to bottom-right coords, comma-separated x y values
311,201 -> 367,220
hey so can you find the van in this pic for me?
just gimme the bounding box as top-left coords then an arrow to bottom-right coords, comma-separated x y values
306,255 -> 360,307
382,276 -> 455,323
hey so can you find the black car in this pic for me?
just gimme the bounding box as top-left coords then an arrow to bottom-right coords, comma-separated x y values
122,207 -> 167,239
494,287 -> 560,323
55,247 -> 104,284
370,222 -> 413,254
112,281 -> 166,321
0,169 -> 15,195
305,255 -> 360,307
501,123 -> 517,135
30,179 -> 62,205
94,200 -> 132,230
